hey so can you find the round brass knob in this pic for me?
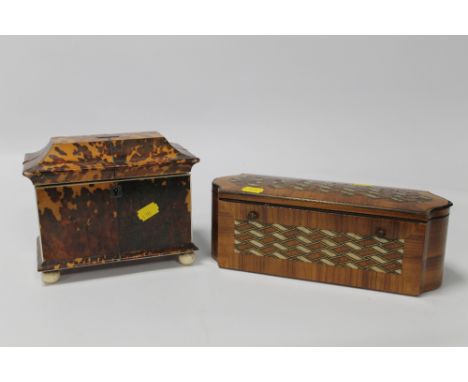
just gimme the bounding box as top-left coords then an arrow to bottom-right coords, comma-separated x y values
247,211 -> 259,221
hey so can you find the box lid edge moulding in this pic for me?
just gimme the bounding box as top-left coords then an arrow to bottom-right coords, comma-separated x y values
23,131 -> 200,186
213,174 -> 452,222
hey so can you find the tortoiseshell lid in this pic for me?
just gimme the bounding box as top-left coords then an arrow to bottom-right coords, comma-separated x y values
213,174 -> 452,221
23,132 -> 199,186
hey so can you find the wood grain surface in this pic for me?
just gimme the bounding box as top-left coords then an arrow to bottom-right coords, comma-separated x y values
212,175 -> 452,296
214,174 -> 452,221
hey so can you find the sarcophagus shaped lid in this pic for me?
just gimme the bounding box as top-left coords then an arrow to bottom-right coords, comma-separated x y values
213,174 -> 452,221
23,132 -> 199,186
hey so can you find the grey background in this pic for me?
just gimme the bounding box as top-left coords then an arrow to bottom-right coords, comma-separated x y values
0,36 -> 467,346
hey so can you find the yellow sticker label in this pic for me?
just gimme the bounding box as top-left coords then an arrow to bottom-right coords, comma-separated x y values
242,186 -> 264,194
352,183 -> 373,187
137,202 -> 159,222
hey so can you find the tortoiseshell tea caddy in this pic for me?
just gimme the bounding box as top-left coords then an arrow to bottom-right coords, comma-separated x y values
23,132 -> 199,284
212,174 -> 452,296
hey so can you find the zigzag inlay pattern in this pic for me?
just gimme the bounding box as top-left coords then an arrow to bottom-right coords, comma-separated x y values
230,175 -> 432,203
234,220 -> 405,275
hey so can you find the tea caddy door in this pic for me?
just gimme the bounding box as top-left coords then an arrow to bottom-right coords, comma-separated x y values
116,175 -> 193,257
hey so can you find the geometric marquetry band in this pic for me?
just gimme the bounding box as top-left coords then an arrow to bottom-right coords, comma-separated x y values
230,175 -> 432,203
234,220 -> 405,275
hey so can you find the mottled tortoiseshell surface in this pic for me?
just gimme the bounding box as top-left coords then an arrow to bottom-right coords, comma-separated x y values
37,176 -> 194,272
23,132 -> 199,186
36,182 -> 119,271
24,132 -> 199,273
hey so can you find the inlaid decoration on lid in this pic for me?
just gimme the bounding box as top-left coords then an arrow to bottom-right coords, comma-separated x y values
230,174 -> 433,203
213,174 -> 452,221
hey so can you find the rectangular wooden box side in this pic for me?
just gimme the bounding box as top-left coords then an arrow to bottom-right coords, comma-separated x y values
212,183 -> 220,261
421,216 -> 449,293
213,194 -> 438,296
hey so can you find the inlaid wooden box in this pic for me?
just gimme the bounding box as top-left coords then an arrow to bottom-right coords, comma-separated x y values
23,132 -> 199,283
212,174 -> 452,296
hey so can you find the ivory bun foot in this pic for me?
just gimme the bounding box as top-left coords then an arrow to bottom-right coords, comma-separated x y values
42,271 -> 61,284
178,253 -> 195,266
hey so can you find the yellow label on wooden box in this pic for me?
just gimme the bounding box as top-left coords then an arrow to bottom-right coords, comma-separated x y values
242,186 -> 264,194
137,202 -> 159,222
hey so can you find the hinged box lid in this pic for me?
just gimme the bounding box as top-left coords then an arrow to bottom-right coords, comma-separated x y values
213,174 -> 452,222
23,132 -> 199,186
